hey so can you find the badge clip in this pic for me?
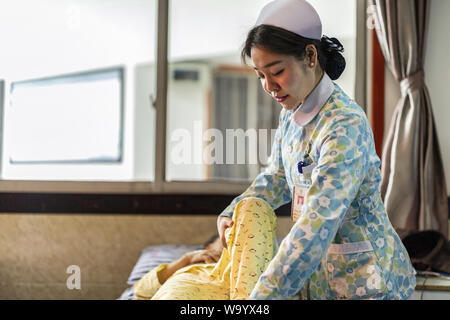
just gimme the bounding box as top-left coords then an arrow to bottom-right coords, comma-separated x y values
297,156 -> 312,175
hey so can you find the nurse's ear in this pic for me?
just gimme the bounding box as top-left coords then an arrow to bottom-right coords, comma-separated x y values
305,44 -> 318,68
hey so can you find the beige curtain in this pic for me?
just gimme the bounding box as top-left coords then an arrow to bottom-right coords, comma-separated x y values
370,0 -> 448,238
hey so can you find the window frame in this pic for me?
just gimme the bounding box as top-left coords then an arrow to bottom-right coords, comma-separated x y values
0,0 -> 367,199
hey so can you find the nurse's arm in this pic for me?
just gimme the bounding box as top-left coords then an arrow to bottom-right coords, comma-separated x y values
249,114 -> 369,299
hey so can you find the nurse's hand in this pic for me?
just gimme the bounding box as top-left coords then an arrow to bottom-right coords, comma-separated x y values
217,216 -> 234,249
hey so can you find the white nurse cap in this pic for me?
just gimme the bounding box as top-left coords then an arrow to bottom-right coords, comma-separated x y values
255,0 -> 322,40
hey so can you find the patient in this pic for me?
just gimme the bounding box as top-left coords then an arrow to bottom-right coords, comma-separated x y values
133,197 -> 278,300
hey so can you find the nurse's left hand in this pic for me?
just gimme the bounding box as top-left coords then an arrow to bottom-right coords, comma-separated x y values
217,216 -> 234,249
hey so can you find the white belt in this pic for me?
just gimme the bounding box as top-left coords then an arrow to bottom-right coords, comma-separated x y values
328,240 -> 374,254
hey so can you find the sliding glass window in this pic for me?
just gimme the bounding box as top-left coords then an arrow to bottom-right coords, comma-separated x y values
0,0 -> 157,182
165,0 -> 358,184
0,0 -> 360,193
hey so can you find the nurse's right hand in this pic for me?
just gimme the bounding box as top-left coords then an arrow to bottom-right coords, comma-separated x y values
217,216 -> 234,249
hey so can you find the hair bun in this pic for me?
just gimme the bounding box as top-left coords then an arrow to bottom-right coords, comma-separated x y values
321,36 -> 344,53
320,35 -> 346,80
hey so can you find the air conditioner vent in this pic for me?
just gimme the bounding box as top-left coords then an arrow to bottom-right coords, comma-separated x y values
173,69 -> 199,81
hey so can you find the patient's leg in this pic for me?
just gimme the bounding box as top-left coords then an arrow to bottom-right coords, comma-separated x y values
210,197 -> 278,300
150,197 -> 277,300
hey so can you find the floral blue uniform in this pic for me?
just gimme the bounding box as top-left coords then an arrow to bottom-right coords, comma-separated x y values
220,73 -> 416,300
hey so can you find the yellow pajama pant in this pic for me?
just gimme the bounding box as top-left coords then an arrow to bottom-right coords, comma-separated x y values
133,197 -> 278,300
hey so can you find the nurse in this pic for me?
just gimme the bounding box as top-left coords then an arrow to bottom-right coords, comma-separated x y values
217,0 -> 416,299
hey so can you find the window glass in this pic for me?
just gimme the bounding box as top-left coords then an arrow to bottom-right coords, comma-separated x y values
309,0 -> 357,99
0,0 -> 157,181
166,0 -> 357,182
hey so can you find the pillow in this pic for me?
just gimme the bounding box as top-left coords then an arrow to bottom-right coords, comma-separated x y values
118,286 -> 135,300
126,244 -> 202,286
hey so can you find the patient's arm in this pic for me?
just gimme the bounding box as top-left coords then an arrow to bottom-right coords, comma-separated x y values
134,248 -> 221,300
156,249 -> 221,285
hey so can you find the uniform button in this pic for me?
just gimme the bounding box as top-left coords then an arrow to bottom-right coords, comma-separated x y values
288,145 -> 293,153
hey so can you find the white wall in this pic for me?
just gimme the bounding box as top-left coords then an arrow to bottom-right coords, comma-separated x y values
169,0 -> 357,98
169,0 -> 356,60
426,0 -> 450,196
166,63 -> 212,181
383,0 -> 450,196
133,63 -> 156,181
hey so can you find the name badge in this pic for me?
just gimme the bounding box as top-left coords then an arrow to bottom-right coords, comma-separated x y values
292,184 -> 308,222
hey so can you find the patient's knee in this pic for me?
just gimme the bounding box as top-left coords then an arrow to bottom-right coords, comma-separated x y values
234,197 -> 275,223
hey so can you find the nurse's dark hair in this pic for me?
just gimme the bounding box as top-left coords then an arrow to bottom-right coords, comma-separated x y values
203,234 -> 219,248
241,25 -> 346,81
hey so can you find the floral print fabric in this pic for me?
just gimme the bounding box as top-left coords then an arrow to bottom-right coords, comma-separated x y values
220,82 -> 416,300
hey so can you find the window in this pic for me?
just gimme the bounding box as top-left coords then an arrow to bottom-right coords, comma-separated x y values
0,0 -> 157,184
0,0 -> 363,195
165,0 -> 360,185
166,1 -> 276,184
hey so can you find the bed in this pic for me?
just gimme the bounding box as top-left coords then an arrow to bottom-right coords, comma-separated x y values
118,238 -> 439,300
118,237 -> 286,300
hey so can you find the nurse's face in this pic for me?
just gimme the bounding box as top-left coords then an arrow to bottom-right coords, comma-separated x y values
251,46 -> 319,111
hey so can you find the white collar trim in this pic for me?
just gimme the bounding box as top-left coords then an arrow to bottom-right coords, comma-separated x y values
292,73 -> 334,127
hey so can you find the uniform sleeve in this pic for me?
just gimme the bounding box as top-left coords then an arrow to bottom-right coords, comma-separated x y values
249,114 -> 370,299
133,264 -> 168,300
219,110 -> 292,218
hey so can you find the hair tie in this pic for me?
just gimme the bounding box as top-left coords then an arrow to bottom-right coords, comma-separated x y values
321,36 -> 344,53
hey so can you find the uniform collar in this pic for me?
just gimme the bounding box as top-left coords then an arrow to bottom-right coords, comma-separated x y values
292,73 -> 334,127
